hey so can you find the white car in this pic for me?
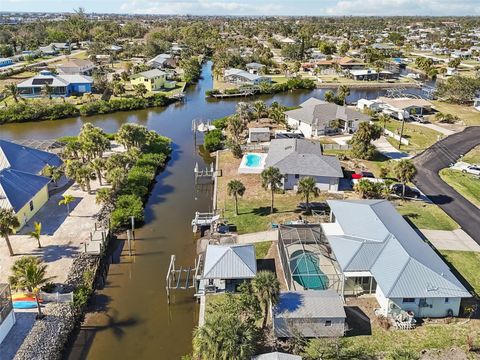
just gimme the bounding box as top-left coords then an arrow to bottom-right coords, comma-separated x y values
462,165 -> 480,176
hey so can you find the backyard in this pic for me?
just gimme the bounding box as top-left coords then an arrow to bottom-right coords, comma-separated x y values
431,100 -> 480,126
383,120 -> 442,153
394,200 -> 459,231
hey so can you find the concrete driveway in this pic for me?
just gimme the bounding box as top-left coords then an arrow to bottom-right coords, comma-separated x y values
413,127 -> 480,245
372,136 -> 410,160
420,229 -> 480,252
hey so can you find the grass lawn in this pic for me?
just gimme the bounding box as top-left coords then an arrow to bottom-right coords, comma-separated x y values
462,145 -> 480,164
254,241 -> 272,259
395,200 -> 459,230
440,250 -> 480,295
431,100 -> 480,126
439,169 -> 480,207
383,120 -> 442,153
216,151 -> 342,234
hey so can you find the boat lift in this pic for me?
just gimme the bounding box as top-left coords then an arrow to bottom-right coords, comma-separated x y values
165,254 -> 202,304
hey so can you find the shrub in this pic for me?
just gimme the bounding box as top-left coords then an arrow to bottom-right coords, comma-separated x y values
231,144 -> 243,158
212,116 -> 229,130
111,194 -> 144,228
204,129 -> 224,152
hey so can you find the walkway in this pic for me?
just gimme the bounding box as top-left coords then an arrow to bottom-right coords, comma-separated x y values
420,229 -> 480,252
413,127 -> 480,245
415,122 -> 456,136
237,230 -> 278,244
372,136 -> 410,160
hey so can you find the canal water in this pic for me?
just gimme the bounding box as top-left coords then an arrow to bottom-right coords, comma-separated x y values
0,62 -> 425,359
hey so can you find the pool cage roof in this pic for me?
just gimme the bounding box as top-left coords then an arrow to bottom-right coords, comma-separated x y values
278,224 -> 343,293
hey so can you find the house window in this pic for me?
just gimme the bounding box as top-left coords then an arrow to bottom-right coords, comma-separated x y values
402,298 -> 415,303
29,201 -> 34,211
445,298 -> 449,303
325,320 -> 332,327
295,174 -> 299,179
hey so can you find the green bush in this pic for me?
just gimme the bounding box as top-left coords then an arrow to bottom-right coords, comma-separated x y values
204,129 -> 224,152
111,194 -> 144,228
212,116 -> 229,130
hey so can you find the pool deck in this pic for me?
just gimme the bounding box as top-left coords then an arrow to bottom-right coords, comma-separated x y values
238,153 -> 267,174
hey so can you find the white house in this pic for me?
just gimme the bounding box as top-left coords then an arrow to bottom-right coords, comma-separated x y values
376,97 -> 433,119
322,200 -> 471,318
265,138 -> 343,191
285,97 -> 371,138
224,68 -> 271,85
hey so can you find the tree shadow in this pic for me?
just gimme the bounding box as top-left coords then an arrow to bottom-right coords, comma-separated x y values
250,207 -> 292,216
28,244 -> 80,263
424,194 -> 454,205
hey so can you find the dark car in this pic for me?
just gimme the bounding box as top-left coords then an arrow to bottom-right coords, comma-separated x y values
391,184 -> 421,198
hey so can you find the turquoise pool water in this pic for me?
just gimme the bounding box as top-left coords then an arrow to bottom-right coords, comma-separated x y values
290,250 -> 329,290
245,153 -> 262,167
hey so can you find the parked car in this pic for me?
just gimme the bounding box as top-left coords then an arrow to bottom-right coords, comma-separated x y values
391,184 -> 421,198
462,165 -> 480,176
410,114 -> 429,124
351,171 -> 375,180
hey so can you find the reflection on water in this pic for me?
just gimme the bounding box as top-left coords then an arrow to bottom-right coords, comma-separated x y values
0,62 -> 426,360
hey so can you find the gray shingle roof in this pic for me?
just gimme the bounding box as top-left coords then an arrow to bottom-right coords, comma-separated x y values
326,200 -> 471,299
285,97 -> 370,127
132,68 -> 166,79
265,139 -> 343,178
203,244 -> 257,279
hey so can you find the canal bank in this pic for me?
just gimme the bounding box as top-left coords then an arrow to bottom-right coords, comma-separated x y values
0,61 -> 427,359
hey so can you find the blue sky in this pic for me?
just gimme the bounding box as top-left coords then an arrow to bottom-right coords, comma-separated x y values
2,0 -> 479,16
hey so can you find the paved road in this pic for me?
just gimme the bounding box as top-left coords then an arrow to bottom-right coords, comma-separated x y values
413,126 -> 480,245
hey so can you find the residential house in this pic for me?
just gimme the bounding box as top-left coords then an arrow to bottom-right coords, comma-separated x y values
0,140 -> 63,229
273,290 -> 346,338
0,284 -> 15,345
322,200 -> 471,317
39,42 -> 70,55
285,97 -> 371,137
0,58 -> 13,67
224,68 -> 271,85
130,69 -> 169,91
348,69 -> 395,81
56,59 -> 95,75
246,62 -> 266,74
147,53 -> 177,69
264,138 -> 343,191
376,97 -> 433,119
16,70 -> 93,97
198,244 -> 257,294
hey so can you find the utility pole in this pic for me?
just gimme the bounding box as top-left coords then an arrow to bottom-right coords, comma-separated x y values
398,117 -> 406,150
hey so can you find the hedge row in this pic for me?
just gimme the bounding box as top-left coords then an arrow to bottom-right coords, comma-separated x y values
0,94 -> 176,124
110,140 -> 171,228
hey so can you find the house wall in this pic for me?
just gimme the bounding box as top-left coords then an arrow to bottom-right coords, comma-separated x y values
283,174 -> 339,191
274,317 -> 345,338
389,297 -> 462,318
0,311 -> 15,344
15,184 -> 49,231
287,116 -> 314,138
131,75 -> 166,91
374,285 -> 391,316
68,83 -> 92,95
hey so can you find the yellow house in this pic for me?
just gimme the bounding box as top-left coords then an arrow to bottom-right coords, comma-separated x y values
130,68 -> 167,92
0,140 -> 63,230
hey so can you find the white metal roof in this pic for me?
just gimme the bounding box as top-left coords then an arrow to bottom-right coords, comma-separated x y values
203,244 -> 257,279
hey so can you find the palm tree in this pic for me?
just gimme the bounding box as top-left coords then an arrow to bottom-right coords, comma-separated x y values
96,188 -> 114,207
227,115 -> 245,145
105,167 -> 126,191
133,83 -> 147,98
29,222 -> 42,248
393,159 -> 417,198
378,113 -> 391,130
9,256 -> 54,319
5,83 -> 19,103
297,176 -> 320,212
253,100 -> 267,120
227,180 -> 246,216
58,194 -> 75,215
261,167 -> 283,214
91,158 -> 105,186
252,270 -> 280,328
0,208 -> 20,256
338,85 -> 350,105
41,83 -> 54,100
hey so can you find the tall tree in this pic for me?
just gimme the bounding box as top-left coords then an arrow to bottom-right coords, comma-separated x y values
9,256 -> 53,319
378,113 -> 391,130
393,159 -> 417,198
58,194 -> 75,215
252,270 -> 280,328
297,176 -> 320,212
261,167 -> 283,214
338,85 -> 350,105
0,208 -> 20,256
4,83 -> 19,103
350,122 -> 382,160
227,180 -> 246,216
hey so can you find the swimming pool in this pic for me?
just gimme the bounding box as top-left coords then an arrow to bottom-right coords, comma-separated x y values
245,153 -> 262,167
290,250 -> 329,290
238,153 -> 267,174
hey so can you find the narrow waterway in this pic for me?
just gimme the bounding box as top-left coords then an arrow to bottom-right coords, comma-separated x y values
0,62 -> 426,359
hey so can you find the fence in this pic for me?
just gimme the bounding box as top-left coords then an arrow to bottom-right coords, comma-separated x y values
322,143 -> 351,151
384,129 -> 409,145
39,291 -> 73,303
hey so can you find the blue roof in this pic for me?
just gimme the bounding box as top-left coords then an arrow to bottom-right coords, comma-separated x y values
0,169 -> 50,212
0,140 -> 63,174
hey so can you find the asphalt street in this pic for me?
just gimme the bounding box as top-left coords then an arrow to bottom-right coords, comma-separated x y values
413,126 -> 480,245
